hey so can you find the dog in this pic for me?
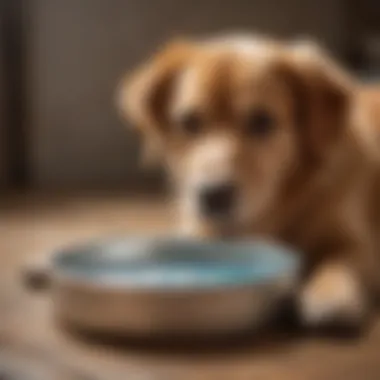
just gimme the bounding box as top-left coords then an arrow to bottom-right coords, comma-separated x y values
118,35 -> 380,330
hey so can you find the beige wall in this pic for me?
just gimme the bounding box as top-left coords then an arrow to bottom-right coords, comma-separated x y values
0,9 -> 6,188
28,0 -> 346,189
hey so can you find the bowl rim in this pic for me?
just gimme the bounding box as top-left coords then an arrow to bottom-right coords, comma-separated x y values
51,236 -> 300,292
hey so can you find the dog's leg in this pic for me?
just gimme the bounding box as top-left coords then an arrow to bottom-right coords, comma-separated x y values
300,260 -> 367,329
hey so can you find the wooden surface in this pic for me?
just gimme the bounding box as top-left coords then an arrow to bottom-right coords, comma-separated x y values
1,194 -> 380,380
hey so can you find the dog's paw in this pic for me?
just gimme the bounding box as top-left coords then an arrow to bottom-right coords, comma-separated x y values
300,263 -> 365,330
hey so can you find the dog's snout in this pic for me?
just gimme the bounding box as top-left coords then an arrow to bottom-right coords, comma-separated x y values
199,182 -> 237,218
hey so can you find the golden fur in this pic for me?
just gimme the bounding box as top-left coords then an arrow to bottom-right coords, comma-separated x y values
119,36 -> 380,328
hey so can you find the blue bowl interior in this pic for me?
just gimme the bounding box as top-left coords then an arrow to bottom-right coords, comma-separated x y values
54,238 -> 299,289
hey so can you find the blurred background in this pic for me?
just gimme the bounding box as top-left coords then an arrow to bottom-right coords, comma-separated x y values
2,1 -> 380,379
0,0 -> 379,194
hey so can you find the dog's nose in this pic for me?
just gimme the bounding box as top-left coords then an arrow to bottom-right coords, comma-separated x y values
199,182 -> 237,218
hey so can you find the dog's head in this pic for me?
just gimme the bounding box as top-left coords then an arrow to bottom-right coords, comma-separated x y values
119,36 -> 354,231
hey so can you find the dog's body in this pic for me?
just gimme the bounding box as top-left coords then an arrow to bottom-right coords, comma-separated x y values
120,35 -> 380,329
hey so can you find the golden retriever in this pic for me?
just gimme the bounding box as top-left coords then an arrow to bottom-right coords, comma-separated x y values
118,35 -> 380,330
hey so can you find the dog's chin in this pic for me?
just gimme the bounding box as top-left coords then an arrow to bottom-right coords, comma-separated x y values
202,214 -> 240,238
201,213 -> 227,223
179,194 -> 270,238
200,205 -> 258,238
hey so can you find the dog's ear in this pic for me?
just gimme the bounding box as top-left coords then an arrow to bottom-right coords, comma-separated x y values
281,41 -> 355,163
118,40 -> 195,165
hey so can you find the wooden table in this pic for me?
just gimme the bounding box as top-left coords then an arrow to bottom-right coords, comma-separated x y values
1,193 -> 380,380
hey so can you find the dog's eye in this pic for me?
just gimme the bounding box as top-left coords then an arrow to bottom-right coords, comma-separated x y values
178,112 -> 202,135
245,109 -> 276,137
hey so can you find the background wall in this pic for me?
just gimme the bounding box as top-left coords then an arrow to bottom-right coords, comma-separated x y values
0,1 -> 6,188
26,0 -> 347,190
